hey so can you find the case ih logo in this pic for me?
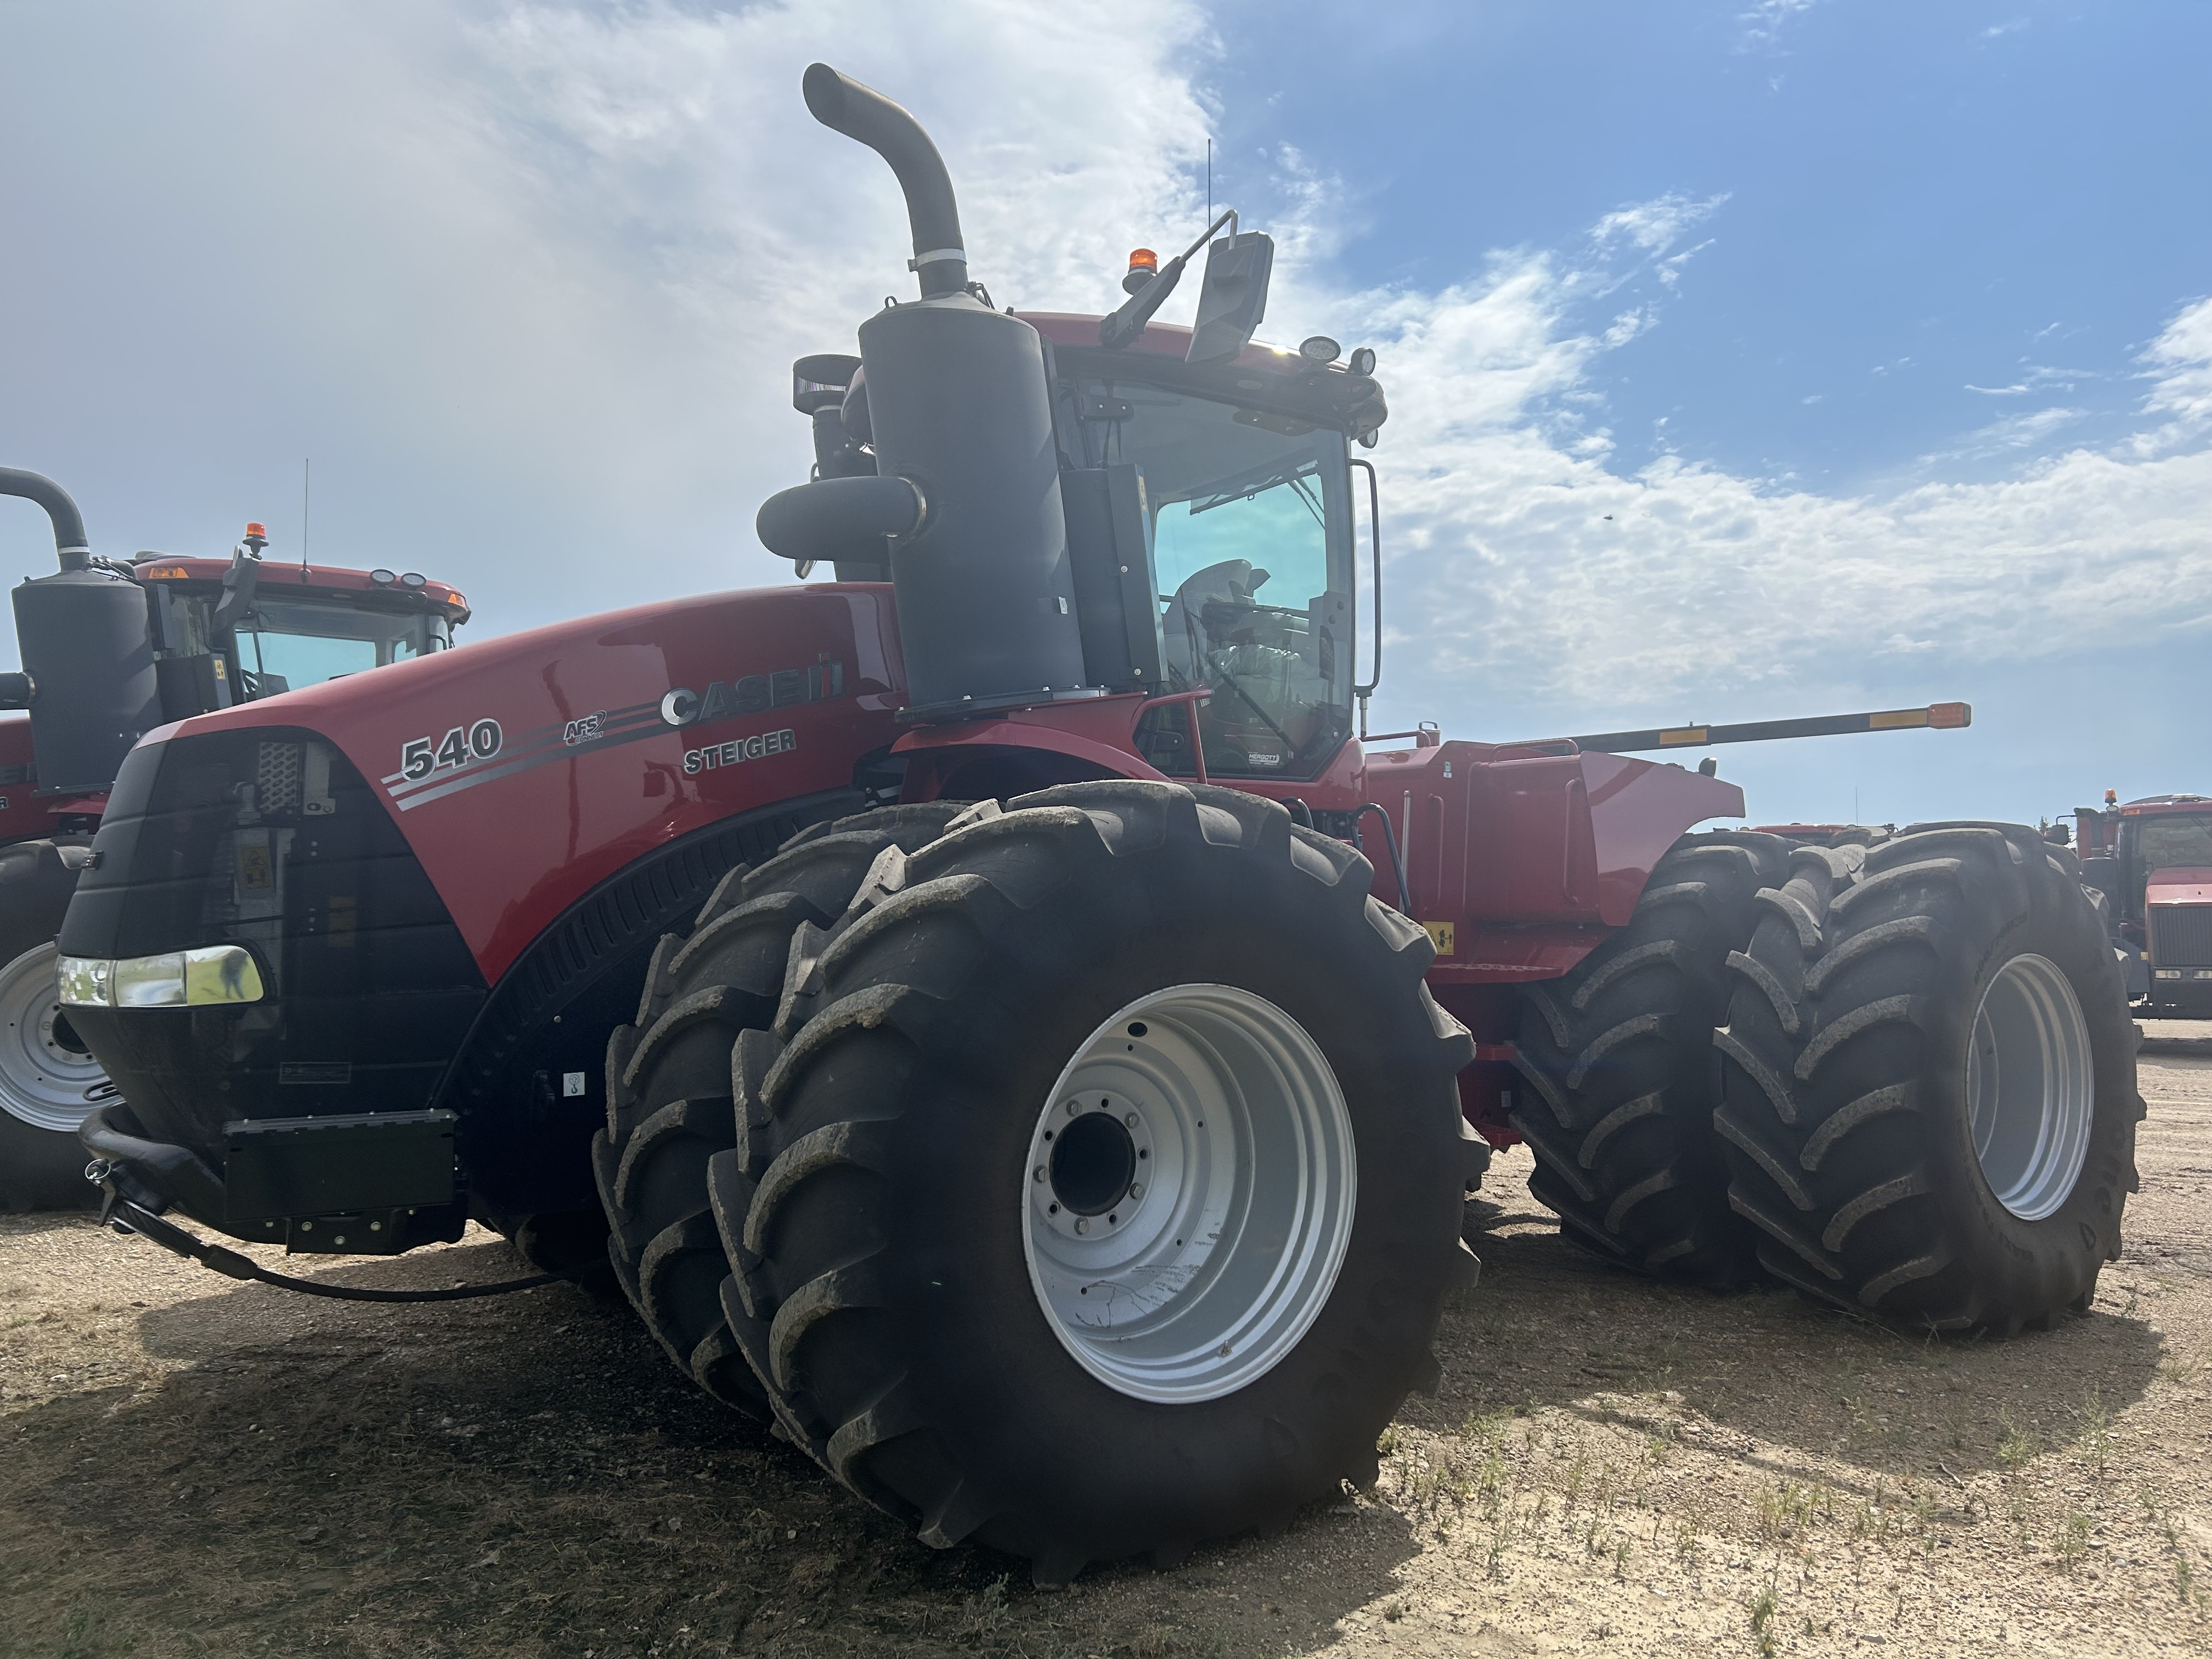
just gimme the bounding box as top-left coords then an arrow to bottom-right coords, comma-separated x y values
658,661 -> 843,730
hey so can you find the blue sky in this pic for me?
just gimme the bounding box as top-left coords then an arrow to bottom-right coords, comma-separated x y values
1211,1 -> 2212,492
0,1 -> 2205,830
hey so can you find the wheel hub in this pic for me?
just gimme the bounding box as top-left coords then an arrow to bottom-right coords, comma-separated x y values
1967,952 -> 2094,1222
1022,983 -> 1356,1404
0,940 -> 111,1135
1048,1103 -> 1138,1216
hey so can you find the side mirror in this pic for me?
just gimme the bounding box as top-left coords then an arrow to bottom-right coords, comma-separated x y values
1184,232 -> 1274,364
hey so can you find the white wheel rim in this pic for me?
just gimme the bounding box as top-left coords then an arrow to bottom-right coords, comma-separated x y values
0,940 -> 109,1135
1966,952 -> 2094,1222
1021,983 -> 1356,1404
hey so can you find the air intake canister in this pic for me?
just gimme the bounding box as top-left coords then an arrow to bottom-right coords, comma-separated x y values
13,567 -> 160,793
857,295 -> 1086,715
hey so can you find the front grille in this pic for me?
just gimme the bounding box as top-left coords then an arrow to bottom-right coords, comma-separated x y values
256,738 -> 302,812
60,725 -> 486,1153
2150,904 -> 2212,968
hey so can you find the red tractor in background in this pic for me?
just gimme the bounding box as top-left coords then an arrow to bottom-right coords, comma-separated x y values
58,70 -> 2138,1584
2072,791 -> 2212,1016
0,469 -> 470,1208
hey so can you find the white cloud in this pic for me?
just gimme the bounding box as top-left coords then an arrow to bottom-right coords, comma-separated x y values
1738,0 -> 1820,51
1351,239 -> 2210,721
1592,192 -> 1729,256
0,0 -> 2206,753
2136,295 -> 2212,449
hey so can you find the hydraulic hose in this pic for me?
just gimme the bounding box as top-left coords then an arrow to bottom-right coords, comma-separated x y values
1353,802 -> 1413,915
94,1182 -> 568,1304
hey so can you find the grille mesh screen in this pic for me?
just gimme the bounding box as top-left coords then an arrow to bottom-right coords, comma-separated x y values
2150,905 -> 2212,967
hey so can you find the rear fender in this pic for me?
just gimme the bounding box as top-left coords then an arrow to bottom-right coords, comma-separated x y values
1408,743 -> 1742,989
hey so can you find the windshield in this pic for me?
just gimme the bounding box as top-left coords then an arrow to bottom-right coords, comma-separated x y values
234,599 -> 449,698
2132,815 -> 2212,898
1066,375 -> 1354,779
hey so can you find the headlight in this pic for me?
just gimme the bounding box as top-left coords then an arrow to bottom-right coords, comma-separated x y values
2154,968 -> 2185,980
57,945 -> 264,1008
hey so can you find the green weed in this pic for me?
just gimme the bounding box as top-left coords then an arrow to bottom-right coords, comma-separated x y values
2053,1512 -> 2091,1572
1747,1577 -> 1779,1658
1996,1408 -> 2038,1471
2075,1388 -> 2112,1480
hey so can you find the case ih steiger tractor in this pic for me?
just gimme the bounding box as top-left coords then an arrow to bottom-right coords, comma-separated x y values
0,468 -> 469,1209
2072,791 -> 2212,1016
59,69 -> 2137,1584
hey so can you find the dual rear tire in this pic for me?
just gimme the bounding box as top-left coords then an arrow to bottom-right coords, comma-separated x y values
1713,824 -> 2138,1330
1514,821 -> 2137,1332
596,782 -> 1480,1581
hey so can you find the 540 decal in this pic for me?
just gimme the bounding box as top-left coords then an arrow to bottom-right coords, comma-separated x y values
399,718 -> 503,781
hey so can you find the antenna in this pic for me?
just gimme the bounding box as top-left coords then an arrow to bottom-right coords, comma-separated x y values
1206,138 -> 1212,223
300,458 -> 311,580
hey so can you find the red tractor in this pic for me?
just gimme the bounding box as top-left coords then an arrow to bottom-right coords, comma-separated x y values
61,70 -> 2137,1583
0,469 -> 469,1208
2072,792 -> 2212,1017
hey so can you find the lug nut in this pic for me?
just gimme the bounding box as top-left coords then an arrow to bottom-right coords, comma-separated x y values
1034,1166 -> 1046,1183
1124,1111 -> 1139,1128
1066,1101 -> 1080,1117
1129,1182 -> 1143,1199
1075,1218 -> 1089,1235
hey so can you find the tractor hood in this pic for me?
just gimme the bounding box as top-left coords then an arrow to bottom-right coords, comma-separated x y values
65,582 -> 907,988
2147,868 -> 2212,907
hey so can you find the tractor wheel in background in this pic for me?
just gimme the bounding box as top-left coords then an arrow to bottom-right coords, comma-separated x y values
704,782 -> 1482,1584
1509,831 -> 1788,1285
0,838 -> 104,1214
592,803 -> 969,1417
1713,825 -> 2140,1332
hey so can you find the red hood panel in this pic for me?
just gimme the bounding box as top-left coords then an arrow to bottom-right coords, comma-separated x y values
2147,868 -> 2212,906
153,583 -> 906,983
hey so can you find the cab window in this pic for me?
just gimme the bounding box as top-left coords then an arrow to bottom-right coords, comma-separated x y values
1069,377 -> 1354,780
234,600 -> 448,698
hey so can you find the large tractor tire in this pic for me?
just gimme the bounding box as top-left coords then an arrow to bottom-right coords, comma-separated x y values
592,803 -> 970,1418
686,781 -> 1480,1583
1713,825 -> 2140,1333
0,838 -> 105,1214
1510,831 -> 1788,1285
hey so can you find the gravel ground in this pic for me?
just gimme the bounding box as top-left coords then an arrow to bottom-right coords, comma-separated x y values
5,1030 -> 2211,1658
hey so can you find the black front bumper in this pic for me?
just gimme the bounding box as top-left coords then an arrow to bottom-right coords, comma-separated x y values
79,1100 -> 467,1253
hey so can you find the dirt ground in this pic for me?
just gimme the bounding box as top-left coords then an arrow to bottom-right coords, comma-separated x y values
7,1036 -> 2212,1658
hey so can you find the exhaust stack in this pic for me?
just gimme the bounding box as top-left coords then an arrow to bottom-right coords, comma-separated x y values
801,65 -> 969,302
785,65 -> 1088,720
0,467 -> 91,571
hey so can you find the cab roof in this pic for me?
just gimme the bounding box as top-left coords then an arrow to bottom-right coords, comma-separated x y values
128,556 -> 471,622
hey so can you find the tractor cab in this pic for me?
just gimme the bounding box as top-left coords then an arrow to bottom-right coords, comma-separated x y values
0,492 -> 469,840
2076,793 -> 2212,1012
130,538 -> 467,709
1036,319 -> 1374,782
